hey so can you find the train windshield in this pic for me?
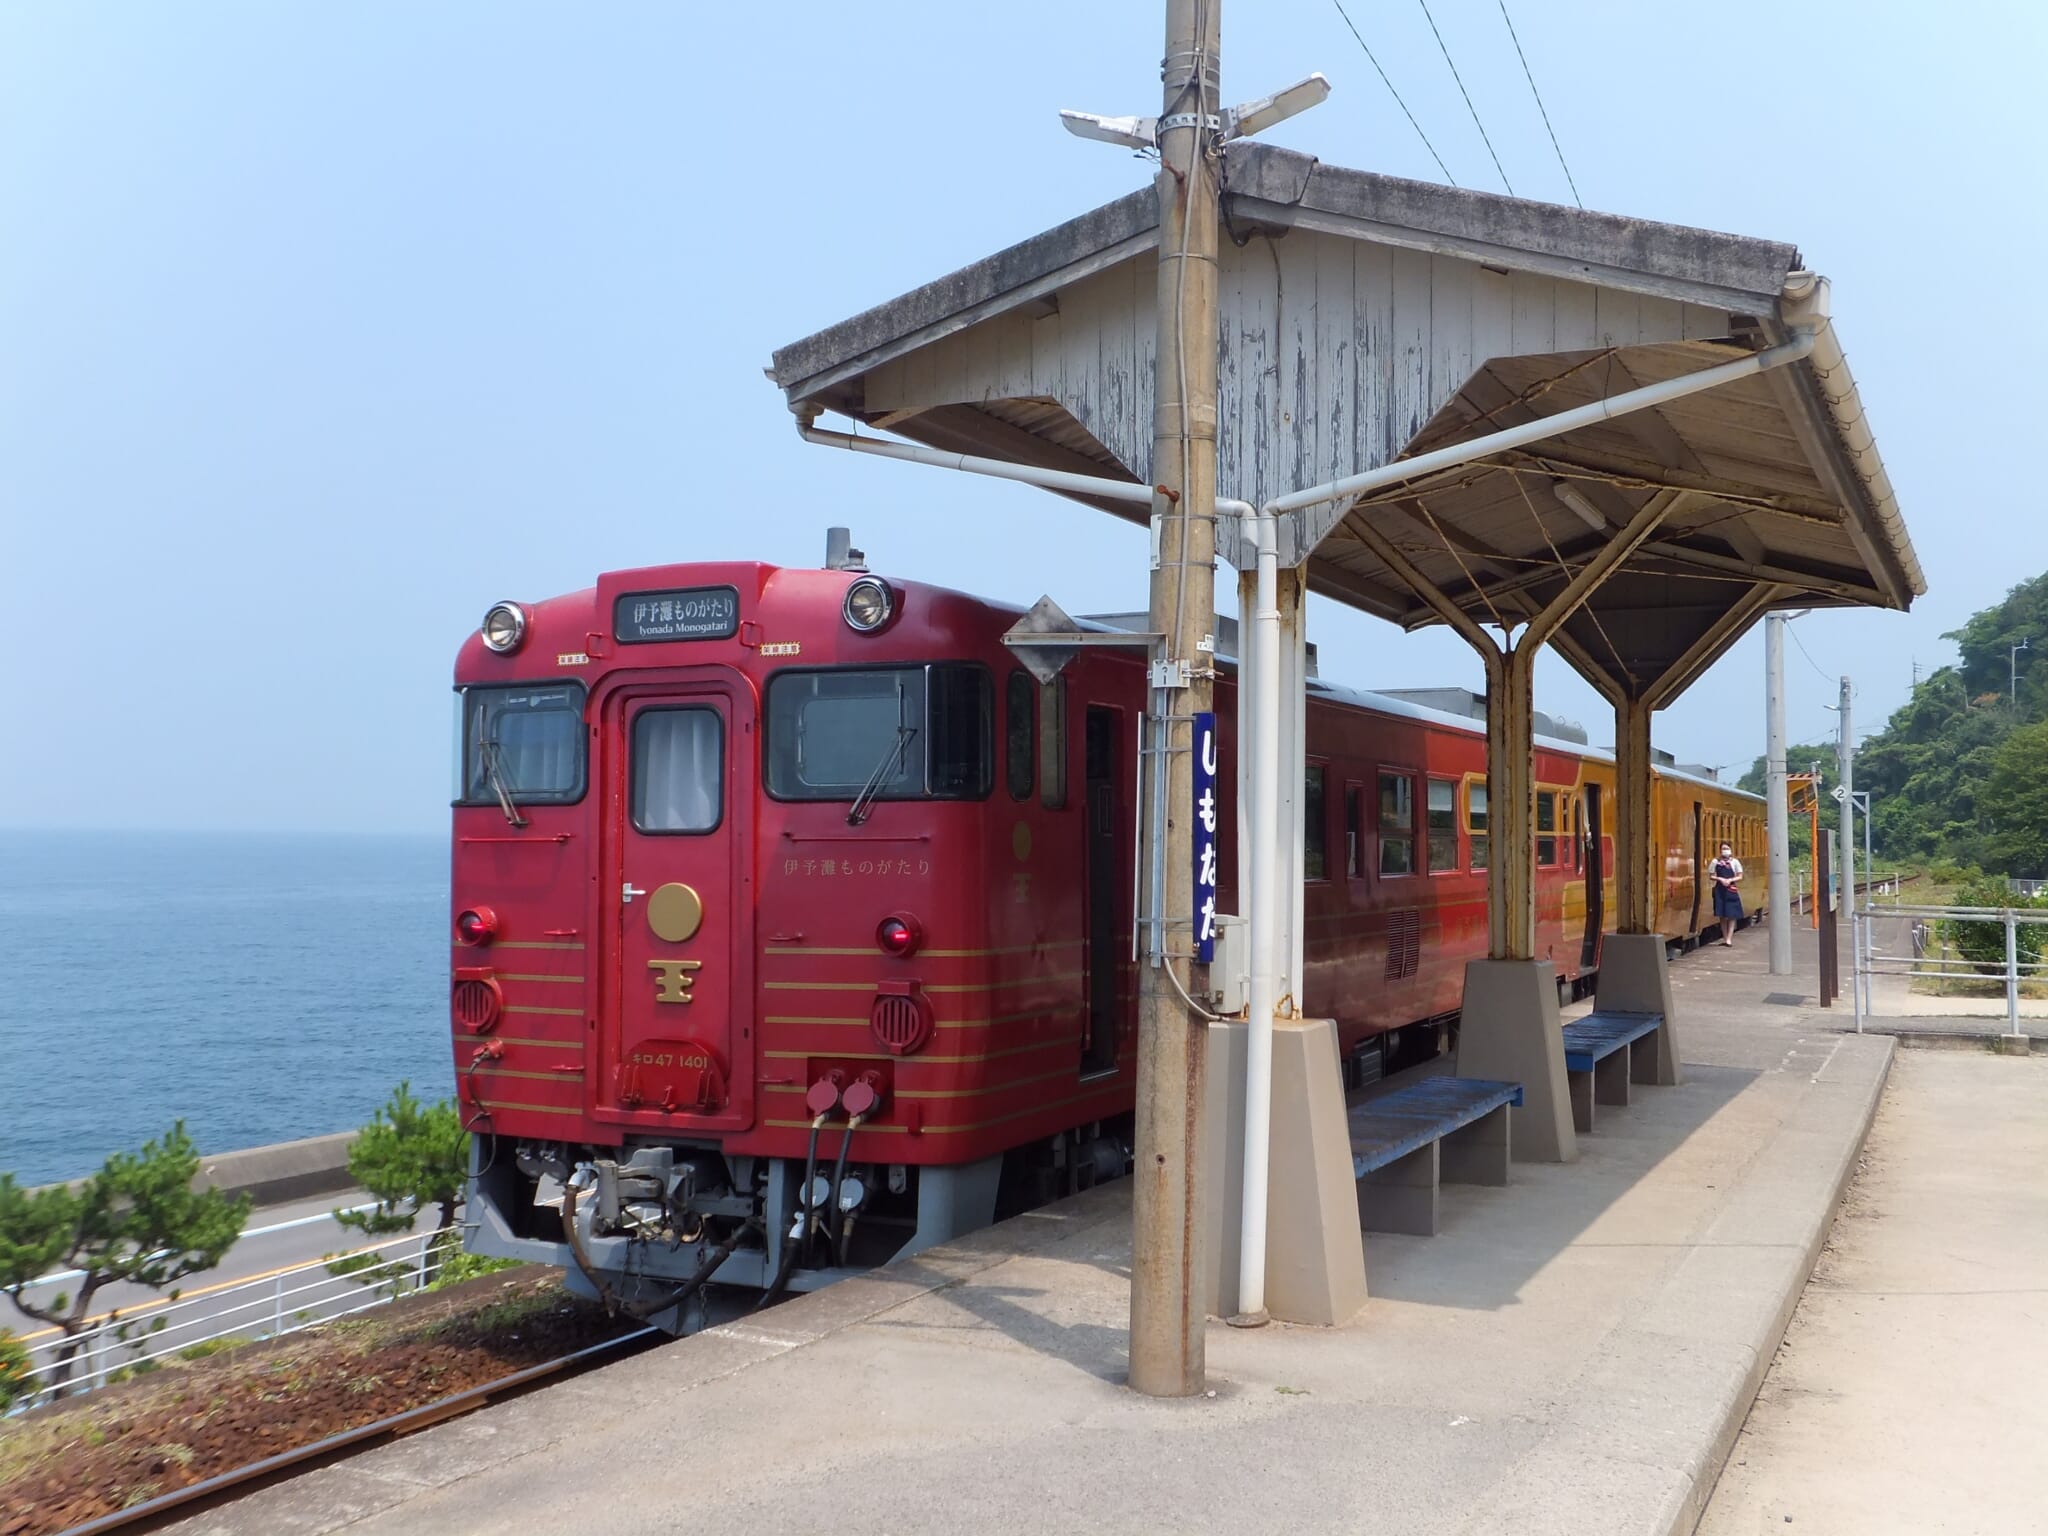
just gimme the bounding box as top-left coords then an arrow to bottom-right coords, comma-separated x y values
455,684 -> 587,808
766,666 -> 991,802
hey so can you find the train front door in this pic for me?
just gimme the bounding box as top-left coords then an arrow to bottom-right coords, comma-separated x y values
1081,706 -> 1121,1077
1580,784 -> 1604,969
597,675 -> 754,1132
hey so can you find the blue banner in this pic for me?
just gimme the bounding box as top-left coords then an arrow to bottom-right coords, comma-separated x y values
1192,711 -> 1218,964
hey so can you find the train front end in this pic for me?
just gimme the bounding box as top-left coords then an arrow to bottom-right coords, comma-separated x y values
448,556 -> 1085,1332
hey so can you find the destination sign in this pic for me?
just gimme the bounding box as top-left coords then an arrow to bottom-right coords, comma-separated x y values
615,586 -> 740,644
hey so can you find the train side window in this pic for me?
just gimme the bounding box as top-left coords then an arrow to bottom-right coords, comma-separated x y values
1536,791 -> 1559,867
1038,677 -> 1067,810
1378,770 -> 1414,877
926,664 -> 994,798
1005,671 -> 1034,802
1345,784 -> 1365,879
1467,779 -> 1489,871
1304,764 -> 1328,881
1426,779 -> 1458,872
630,707 -> 724,834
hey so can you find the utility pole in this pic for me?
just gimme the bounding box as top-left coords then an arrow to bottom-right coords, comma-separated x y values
1129,0 -> 1220,1399
2012,636 -> 2029,711
1765,614 -> 1792,974
1838,676 -> 1856,1025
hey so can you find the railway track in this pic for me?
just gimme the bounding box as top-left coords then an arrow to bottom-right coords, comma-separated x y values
49,1326 -> 664,1536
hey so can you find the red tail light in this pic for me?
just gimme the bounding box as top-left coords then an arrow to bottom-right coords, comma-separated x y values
876,914 -> 922,958
455,907 -> 499,945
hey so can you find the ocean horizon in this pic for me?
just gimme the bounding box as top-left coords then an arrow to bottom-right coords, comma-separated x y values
0,828 -> 450,1187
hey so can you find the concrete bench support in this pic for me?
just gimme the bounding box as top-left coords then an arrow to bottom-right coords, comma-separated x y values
1561,1012 -> 1665,1133
1454,957 -> 1577,1163
1204,1017 -> 1369,1327
1595,933 -> 1682,1085
1359,1143 -> 1438,1237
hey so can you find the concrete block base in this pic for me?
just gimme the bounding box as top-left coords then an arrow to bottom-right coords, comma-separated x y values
1456,959 -> 1577,1163
1205,1017 -> 1369,1326
1360,1143 -> 1438,1236
1597,933 -> 1683,1085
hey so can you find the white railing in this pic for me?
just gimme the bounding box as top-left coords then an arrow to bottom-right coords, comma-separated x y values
1853,902 -> 2048,1037
10,1227 -> 452,1410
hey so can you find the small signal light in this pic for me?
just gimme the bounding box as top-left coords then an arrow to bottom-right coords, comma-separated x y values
875,914 -> 922,958
455,907 -> 499,945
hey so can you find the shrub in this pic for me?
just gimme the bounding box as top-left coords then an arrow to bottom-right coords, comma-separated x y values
1941,879 -> 2048,975
0,1327 -> 31,1411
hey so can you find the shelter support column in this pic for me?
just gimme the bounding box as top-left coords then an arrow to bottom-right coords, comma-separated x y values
1596,693 -> 1681,1083
1278,566 -> 1307,1003
1458,634 -> 1575,1162
1612,696 -> 1656,935
1486,642 -> 1537,961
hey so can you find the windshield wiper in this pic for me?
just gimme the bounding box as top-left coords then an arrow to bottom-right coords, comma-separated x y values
478,739 -> 529,828
847,724 -> 916,826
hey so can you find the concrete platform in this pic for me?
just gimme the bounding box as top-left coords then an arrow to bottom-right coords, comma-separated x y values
170,938 -> 1891,1536
1699,1043 -> 2048,1533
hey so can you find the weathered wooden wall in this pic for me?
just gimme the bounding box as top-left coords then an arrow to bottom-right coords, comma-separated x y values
860,229 -> 1734,566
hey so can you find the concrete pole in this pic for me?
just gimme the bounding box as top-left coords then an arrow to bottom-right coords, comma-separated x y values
1129,0 -> 1219,1399
1765,615 -> 1792,974
1838,676 -> 1857,1028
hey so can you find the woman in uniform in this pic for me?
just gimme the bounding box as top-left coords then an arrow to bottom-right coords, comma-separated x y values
1710,841 -> 1744,946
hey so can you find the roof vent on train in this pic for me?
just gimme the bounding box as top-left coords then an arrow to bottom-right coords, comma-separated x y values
824,526 -> 869,573
1376,688 -> 1589,746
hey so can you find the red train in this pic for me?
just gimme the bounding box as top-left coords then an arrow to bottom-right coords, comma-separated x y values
452,543 -> 1766,1327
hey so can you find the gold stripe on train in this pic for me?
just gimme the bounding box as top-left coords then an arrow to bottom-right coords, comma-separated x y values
504,1004 -> 584,1018
761,1037 -> 1076,1067
448,1034 -> 585,1050
762,1063 -> 1084,1102
473,1098 -> 582,1116
761,940 -> 1087,959
465,1067 -> 585,1083
762,1006 -> 1062,1030
763,971 -> 1085,995
453,940 -> 586,951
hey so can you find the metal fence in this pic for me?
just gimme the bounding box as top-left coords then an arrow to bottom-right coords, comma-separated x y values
11,1227 -> 450,1411
1851,901 -> 2048,1037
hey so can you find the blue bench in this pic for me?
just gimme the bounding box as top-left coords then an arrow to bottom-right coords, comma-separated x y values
1560,1011 -> 1666,1132
1347,1076 -> 1523,1236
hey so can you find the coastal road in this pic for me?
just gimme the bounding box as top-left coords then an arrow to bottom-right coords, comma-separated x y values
8,1188 -> 433,1384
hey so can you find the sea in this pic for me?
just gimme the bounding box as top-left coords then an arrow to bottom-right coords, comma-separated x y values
0,830 -> 449,1187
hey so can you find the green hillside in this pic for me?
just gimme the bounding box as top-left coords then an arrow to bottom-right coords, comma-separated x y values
1736,571 -> 2048,878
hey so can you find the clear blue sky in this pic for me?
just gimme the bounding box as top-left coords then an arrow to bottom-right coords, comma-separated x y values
4,1 -> 2040,833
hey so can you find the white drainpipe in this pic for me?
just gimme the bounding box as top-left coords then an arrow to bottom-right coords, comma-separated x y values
1234,499 -> 1281,1322
793,319 -> 1823,1318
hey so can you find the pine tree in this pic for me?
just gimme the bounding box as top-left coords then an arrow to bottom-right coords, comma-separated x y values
0,1123 -> 249,1395
331,1083 -> 469,1262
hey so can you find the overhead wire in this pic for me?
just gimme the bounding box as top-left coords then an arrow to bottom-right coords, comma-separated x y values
1495,0 -> 1581,207
1328,0 -> 1458,185
1786,619 -> 1838,687
1413,0 -> 1515,195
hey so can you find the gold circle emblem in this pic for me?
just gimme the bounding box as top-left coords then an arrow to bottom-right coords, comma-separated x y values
1012,822 -> 1032,861
647,882 -> 704,944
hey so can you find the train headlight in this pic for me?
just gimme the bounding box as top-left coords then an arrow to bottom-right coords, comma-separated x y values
481,602 -> 528,654
842,577 -> 894,634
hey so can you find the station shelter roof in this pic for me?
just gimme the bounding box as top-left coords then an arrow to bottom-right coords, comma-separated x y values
769,142 -> 1924,707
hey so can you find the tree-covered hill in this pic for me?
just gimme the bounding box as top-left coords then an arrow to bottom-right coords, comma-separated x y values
1736,571 -> 2048,877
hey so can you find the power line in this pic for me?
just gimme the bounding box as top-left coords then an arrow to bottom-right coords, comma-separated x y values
1328,0 -> 1458,186
1495,0 -> 1581,208
1786,620 -> 1836,687
1413,0 -> 1514,195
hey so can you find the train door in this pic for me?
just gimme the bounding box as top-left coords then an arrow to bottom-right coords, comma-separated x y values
596,675 -> 755,1132
1081,706 -> 1122,1077
1686,800 -> 1705,941
1580,784 -> 1604,969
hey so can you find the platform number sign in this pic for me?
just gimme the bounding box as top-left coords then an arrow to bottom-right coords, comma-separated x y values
1193,711 -> 1219,964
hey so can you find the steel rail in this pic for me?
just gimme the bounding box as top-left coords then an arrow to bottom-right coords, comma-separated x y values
50,1326 -> 662,1536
